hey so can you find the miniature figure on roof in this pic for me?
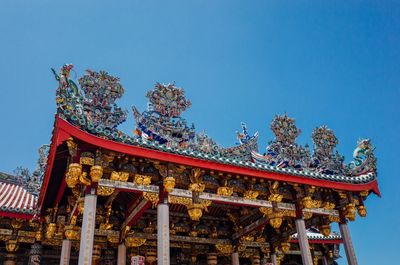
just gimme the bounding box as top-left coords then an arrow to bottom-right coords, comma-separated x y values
220,123 -> 259,161
310,126 -> 345,175
132,83 -> 196,148
252,114 -> 310,169
347,138 -> 377,176
53,64 -> 128,140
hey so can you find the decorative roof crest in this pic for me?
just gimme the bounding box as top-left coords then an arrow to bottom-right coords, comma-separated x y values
311,126 -> 344,174
146,83 -> 191,117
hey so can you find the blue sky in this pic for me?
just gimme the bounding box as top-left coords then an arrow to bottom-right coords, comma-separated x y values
0,1 -> 399,264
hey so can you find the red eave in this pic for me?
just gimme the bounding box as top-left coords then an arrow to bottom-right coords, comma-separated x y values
37,116 -> 381,211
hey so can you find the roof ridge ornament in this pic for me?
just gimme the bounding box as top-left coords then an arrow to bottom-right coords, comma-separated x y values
133,82 -> 196,148
252,114 -> 311,169
347,139 -> 377,176
53,64 -> 128,140
311,126 -> 345,175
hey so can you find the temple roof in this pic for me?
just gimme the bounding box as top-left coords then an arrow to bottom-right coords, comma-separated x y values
48,64 -> 379,194
0,172 -> 38,216
291,228 -> 341,242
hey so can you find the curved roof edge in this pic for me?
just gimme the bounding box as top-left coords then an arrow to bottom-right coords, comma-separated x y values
37,116 -> 380,206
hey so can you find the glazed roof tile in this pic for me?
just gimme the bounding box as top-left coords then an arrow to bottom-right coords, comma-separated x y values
0,173 -> 38,214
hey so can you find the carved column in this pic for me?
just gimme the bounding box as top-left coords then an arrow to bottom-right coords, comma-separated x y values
60,240 -> 72,265
231,252 -> 240,265
339,222 -> 358,265
157,201 -> 170,265
271,253 -> 277,265
78,191 -> 97,265
28,243 -> 42,265
295,217 -> 313,265
322,256 -> 329,265
117,243 -> 126,265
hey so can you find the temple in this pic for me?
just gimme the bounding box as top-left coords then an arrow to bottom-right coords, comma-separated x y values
0,65 -> 379,265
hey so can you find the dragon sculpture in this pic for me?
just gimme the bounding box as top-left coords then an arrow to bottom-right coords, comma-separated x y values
347,139 -> 377,176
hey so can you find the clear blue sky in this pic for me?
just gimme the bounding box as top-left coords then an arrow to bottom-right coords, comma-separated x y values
0,1 -> 399,264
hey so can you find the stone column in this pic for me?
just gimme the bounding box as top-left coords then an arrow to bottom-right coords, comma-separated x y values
78,192 -> 97,265
271,253 -> 277,265
28,243 -> 42,265
322,256 -> 329,265
60,240 -> 72,265
231,252 -> 239,265
117,243 -> 126,265
157,202 -> 169,265
339,222 -> 358,265
295,218 -> 313,265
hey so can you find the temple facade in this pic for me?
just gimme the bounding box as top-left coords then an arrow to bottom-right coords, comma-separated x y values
0,65 -> 379,265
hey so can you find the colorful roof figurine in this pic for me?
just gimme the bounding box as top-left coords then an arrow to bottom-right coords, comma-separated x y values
46,64 -> 379,192
132,83 -> 196,148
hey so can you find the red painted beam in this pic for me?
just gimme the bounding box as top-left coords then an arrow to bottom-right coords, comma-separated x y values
0,211 -> 35,220
55,116 -> 380,195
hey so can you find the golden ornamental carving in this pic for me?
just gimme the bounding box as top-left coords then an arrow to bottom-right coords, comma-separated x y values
64,225 -> 80,240
66,163 -> 82,188
134,174 -> 152,186
280,242 -> 290,253
217,186 -> 233,196
244,190 -> 259,200
107,235 -> 119,244
344,203 -> 356,221
313,256 -> 319,265
90,165 -> 103,182
97,186 -> 115,196
240,235 -> 254,242
301,196 -> 313,209
164,176 -> 176,193
268,193 -> 283,203
168,196 -> 192,206
322,201 -> 336,210
6,239 -> 19,252
328,215 -> 340,223
189,168 -> 205,192
319,224 -> 331,237
360,190 -> 369,197
215,243 -> 234,255
125,236 -> 146,248
79,171 -> 91,186
35,229 -> 43,242
77,197 -> 85,215
357,205 -> 367,217
260,246 -> 270,254
80,156 -> 94,166
45,223 -> 57,240
260,207 -> 284,229
187,203 -> 203,221
303,211 -> 313,220
189,182 -> 206,193
311,199 -> 322,208
11,219 -> 23,230
269,216 -> 283,229
66,137 -> 77,157
111,171 -> 129,182
99,222 -> 113,231
143,192 -> 159,208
